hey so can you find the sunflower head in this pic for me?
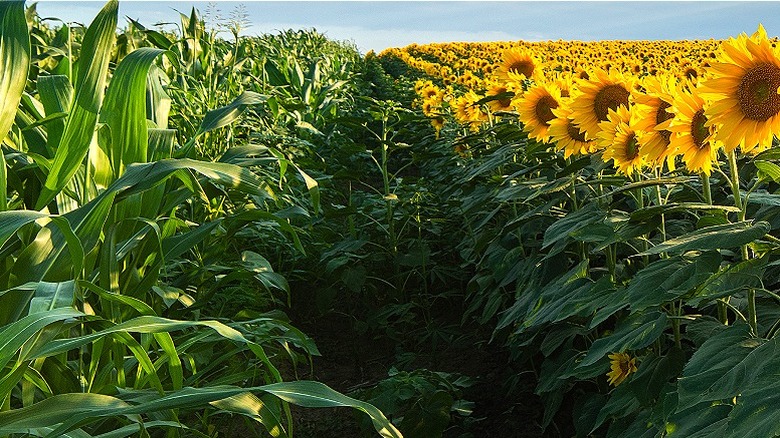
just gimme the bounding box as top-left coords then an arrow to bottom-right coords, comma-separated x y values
607,352 -> 637,386
485,81 -> 515,112
430,116 -> 445,138
701,24 -> 780,154
600,107 -> 644,175
633,76 -> 677,167
667,84 -> 721,175
497,47 -> 542,83
569,69 -> 634,141
514,82 -> 563,143
549,105 -> 594,158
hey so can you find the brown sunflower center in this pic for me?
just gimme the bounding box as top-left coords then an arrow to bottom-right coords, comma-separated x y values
508,59 -> 535,78
566,120 -> 588,142
492,87 -> 512,108
656,101 -> 674,142
737,63 -> 780,121
691,109 -> 709,149
593,84 -> 630,121
535,95 -> 560,126
624,133 -> 640,160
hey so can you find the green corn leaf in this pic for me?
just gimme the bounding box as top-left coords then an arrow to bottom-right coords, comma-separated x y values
211,393 -> 288,438
0,210 -> 48,249
0,151 -> 6,211
37,75 -> 73,153
261,381 -> 403,438
0,393 -> 135,433
100,47 -> 166,178
11,192 -> 114,285
177,91 -> 268,157
0,307 -> 84,372
6,382 -> 401,438
27,280 -> 75,315
0,1 -> 30,144
37,0 -> 118,210
197,91 -> 267,135
108,158 -> 273,201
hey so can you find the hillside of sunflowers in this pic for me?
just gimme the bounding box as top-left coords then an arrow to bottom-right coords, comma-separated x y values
5,0 -> 780,437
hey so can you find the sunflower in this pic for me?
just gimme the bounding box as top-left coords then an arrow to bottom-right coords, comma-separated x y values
514,82 -> 563,143
496,47 -> 542,83
701,25 -> 780,154
633,76 -> 677,167
548,106 -> 594,158
600,107 -> 644,175
662,84 -> 721,175
607,353 -> 637,386
430,116 -> 445,138
452,90 -> 483,125
569,69 -> 634,141
484,81 -> 515,113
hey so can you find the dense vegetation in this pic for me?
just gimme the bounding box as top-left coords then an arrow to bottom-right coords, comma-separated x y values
7,1 -> 780,437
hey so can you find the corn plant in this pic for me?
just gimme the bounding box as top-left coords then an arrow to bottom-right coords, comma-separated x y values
0,2 -> 401,436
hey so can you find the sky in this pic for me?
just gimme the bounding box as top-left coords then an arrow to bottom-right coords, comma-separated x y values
34,1 -> 780,54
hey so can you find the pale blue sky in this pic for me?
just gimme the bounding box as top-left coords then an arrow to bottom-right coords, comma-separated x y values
34,2 -> 780,53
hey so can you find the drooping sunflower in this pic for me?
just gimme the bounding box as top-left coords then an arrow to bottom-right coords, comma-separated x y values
496,47 -> 542,83
514,82 -> 563,143
701,25 -> 780,154
452,90 -> 483,125
599,107 -> 644,175
484,81 -> 515,113
607,352 -> 637,387
633,76 -> 677,167
430,116 -> 445,138
548,106 -> 594,158
569,69 -> 634,141
662,84 -> 721,175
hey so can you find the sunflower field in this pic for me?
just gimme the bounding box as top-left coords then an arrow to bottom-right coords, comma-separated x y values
4,0 -> 780,436
377,25 -> 780,436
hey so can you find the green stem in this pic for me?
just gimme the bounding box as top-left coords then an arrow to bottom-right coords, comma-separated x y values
702,172 -> 729,323
701,172 -> 712,205
655,168 -> 667,254
634,172 -> 649,267
727,150 -> 755,333
672,302 -> 682,349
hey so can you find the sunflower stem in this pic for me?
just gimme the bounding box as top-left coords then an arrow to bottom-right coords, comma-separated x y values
702,171 -> 729,323
672,313 -> 682,349
654,167 -> 667,256
727,150 -> 756,334
633,172 -> 649,267
701,172 -> 712,205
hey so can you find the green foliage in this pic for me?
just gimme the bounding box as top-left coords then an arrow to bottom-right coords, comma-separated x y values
351,369 -> 473,438
1,3 -> 402,437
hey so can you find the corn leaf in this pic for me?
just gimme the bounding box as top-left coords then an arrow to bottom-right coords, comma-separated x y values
37,0 -> 118,210
0,1 -> 30,144
100,47 -> 165,177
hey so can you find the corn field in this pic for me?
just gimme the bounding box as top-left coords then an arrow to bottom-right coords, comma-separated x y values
4,1 -> 780,437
